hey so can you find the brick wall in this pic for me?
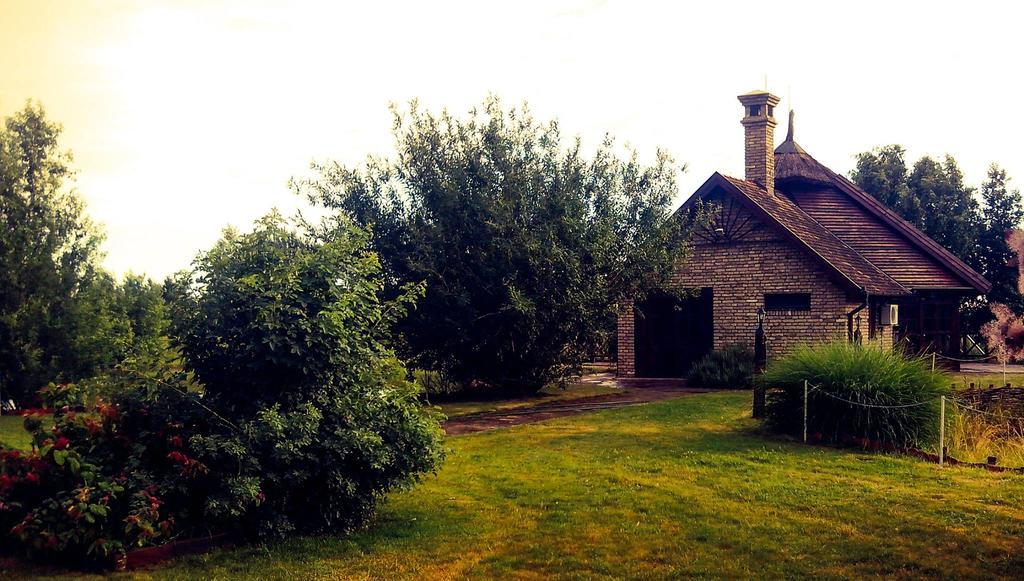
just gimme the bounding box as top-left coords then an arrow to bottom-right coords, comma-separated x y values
617,196 -> 892,377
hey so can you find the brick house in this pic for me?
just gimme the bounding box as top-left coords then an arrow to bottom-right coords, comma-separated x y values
617,89 -> 991,378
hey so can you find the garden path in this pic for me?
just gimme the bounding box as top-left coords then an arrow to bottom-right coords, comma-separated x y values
443,376 -> 715,435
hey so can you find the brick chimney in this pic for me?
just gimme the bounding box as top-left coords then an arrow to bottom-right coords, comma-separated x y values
737,90 -> 781,195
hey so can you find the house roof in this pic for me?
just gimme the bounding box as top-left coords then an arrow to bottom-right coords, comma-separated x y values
676,108 -> 991,297
773,126 -> 991,294
690,173 -> 910,296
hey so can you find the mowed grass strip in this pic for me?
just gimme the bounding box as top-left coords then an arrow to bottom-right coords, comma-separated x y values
18,393 -> 1024,579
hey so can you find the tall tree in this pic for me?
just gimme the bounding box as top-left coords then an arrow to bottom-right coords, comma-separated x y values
907,155 -> 982,269
854,145 -> 1024,336
0,102 -> 102,402
63,272 -> 170,380
978,164 -> 1024,308
851,145 -> 913,215
299,97 -> 693,393
0,103 -> 168,404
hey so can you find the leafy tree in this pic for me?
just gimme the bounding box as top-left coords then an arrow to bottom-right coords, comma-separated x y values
66,272 -> 171,382
854,147 -> 1024,336
907,155 -> 982,269
850,145 -> 912,214
0,102 -> 102,403
298,97 -> 693,393
0,103 -> 172,404
978,165 -> 1024,309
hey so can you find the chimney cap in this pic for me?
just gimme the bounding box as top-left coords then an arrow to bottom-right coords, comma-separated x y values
737,90 -> 781,107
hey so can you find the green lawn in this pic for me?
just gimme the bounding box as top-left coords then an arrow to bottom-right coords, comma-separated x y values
0,414 -> 35,450
437,381 -> 624,418
96,392 -> 1024,579
949,372 -> 1024,390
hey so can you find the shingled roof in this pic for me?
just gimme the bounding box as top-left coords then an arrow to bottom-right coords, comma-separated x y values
688,173 -> 910,296
773,118 -> 991,294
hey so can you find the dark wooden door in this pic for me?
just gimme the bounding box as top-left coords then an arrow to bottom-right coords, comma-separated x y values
634,288 -> 713,378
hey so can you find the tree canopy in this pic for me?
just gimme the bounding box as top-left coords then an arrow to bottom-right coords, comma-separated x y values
298,97 -> 693,393
0,103 -> 168,404
978,165 -> 1024,311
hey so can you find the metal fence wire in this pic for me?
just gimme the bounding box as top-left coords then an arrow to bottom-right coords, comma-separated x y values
797,380 -> 1024,470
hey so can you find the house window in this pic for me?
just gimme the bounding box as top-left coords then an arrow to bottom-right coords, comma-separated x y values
764,293 -> 811,312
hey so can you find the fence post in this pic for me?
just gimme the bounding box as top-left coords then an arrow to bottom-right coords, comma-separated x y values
939,395 -> 946,467
1003,359 -> 1007,386
803,379 -> 808,444
932,353 -> 936,373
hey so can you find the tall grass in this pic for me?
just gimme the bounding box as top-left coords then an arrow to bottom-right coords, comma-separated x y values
946,406 -> 1024,466
762,342 -> 949,448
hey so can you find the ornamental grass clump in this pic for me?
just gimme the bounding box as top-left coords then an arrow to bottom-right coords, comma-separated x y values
762,342 -> 948,449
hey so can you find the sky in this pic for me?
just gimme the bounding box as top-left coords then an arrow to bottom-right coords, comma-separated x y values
2,0 -> 1022,280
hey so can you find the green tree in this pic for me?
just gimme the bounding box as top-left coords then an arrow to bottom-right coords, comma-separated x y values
0,103 -> 170,404
298,97 -> 693,394
0,102 -> 102,403
907,155 -> 982,269
978,164 -> 1024,308
851,145 -> 913,215
966,165 -> 1024,333
853,146 -> 1024,336
64,272 -> 171,380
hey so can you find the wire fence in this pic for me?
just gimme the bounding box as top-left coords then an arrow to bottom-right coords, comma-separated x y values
795,380 -> 1024,471
932,352 -> 1000,363
927,351 -> 1014,388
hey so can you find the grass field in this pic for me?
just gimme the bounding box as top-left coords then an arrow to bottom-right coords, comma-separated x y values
949,372 -> 1024,390
87,392 -> 1024,579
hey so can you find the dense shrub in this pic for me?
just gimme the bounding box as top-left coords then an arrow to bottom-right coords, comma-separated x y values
687,345 -> 754,389
0,371 -> 216,567
165,214 -> 445,537
0,214 -> 445,568
762,342 -> 948,448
